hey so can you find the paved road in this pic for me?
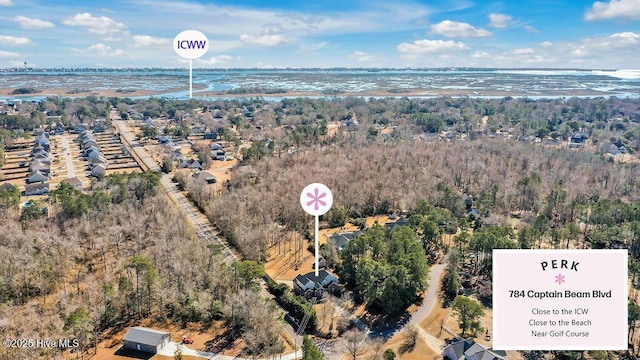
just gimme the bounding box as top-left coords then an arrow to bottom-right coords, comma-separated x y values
409,262 -> 447,328
158,341 -> 300,360
114,118 -> 302,355
59,135 -> 76,178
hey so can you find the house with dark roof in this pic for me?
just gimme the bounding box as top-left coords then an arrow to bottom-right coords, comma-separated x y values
73,124 -> 86,133
24,183 -> 49,196
0,183 -> 17,192
31,144 -> 45,154
90,155 -> 108,166
33,153 -> 49,162
328,231 -> 363,251
35,135 -> 50,148
384,217 -> 410,230
178,159 -> 202,170
90,164 -> 107,177
443,338 -> 506,360
570,132 -> 589,144
122,326 -> 171,354
86,148 -> 102,159
293,270 -> 340,300
204,131 -> 218,140
54,122 -> 66,135
93,122 -> 106,133
82,139 -> 98,150
606,143 -> 627,156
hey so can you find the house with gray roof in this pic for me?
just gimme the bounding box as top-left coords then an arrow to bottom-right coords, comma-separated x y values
90,164 -> 107,177
293,270 -> 340,300
61,177 -> 83,191
29,161 -> 50,174
122,326 -> 171,354
27,170 -> 48,183
328,231 -> 363,251
384,217 -> 410,230
24,183 -> 49,196
192,171 -> 217,184
443,338 -> 506,360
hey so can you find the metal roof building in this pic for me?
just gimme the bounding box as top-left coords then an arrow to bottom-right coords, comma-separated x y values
122,326 -> 171,354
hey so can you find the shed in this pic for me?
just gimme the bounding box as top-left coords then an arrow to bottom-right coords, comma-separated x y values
122,326 -> 171,354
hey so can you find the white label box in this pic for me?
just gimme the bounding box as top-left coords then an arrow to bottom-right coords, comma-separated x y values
493,249 -> 627,350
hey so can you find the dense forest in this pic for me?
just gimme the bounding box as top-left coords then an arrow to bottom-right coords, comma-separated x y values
0,173 -> 281,360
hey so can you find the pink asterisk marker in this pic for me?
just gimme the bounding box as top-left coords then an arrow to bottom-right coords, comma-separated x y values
306,187 -> 327,211
555,273 -> 565,285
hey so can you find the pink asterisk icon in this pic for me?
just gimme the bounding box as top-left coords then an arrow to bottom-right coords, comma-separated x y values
300,183 -> 333,216
555,273 -> 565,285
307,188 -> 327,211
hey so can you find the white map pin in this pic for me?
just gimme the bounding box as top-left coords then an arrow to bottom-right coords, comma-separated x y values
173,30 -> 209,98
300,183 -> 333,276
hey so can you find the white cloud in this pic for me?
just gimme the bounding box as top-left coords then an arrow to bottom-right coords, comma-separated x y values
0,0 -> 12,5
196,55 -> 234,65
349,51 -> 375,62
585,0 -> 640,20
0,50 -> 20,57
63,13 -> 127,39
240,33 -> 289,47
488,13 -> 513,28
539,41 -> 553,48
430,20 -> 492,38
571,46 -> 589,57
524,25 -> 539,33
134,0 -> 430,41
13,16 -> 55,29
397,39 -> 468,55
0,35 -> 31,45
472,51 -> 490,59
87,43 -> 125,57
513,48 -> 535,55
131,35 -> 170,47
610,31 -> 640,44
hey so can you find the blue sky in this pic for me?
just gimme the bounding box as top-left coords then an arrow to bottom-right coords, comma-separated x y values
0,0 -> 638,68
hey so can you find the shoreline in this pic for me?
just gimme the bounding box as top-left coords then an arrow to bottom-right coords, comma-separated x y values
1,86 -> 636,100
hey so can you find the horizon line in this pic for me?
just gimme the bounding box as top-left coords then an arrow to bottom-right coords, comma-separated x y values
1,66 -> 635,72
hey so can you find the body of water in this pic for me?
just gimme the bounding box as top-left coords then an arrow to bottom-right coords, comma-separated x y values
1,69 -> 639,101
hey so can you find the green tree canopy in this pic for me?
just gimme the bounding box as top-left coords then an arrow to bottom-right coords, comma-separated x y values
451,295 -> 485,336
339,225 -> 429,313
302,336 -> 323,360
